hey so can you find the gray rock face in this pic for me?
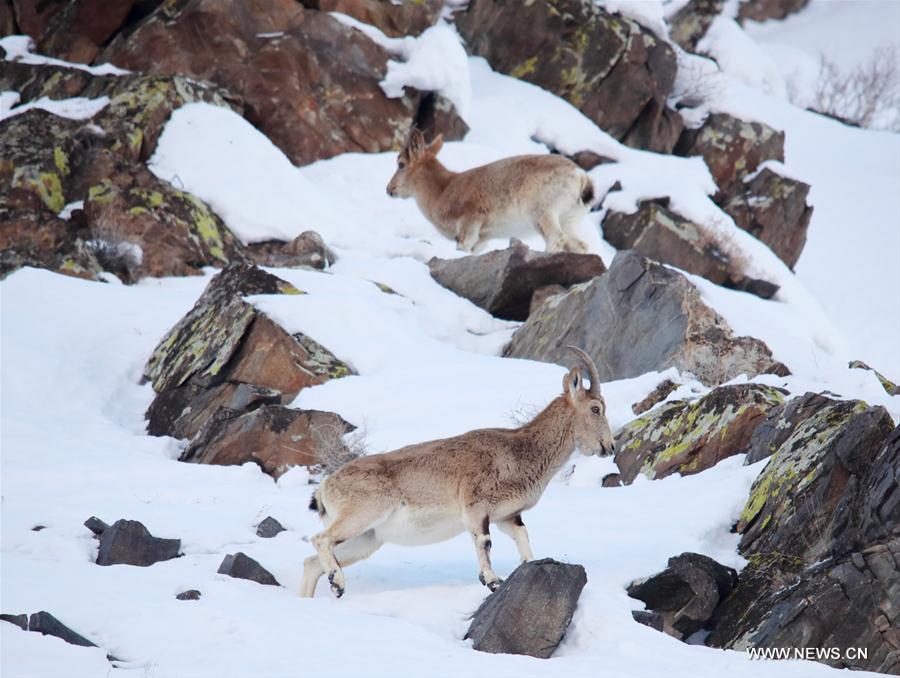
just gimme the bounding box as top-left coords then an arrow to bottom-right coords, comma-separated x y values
96,519 -> 181,567
456,0 -> 683,153
28,611 -> 97,647
256,517 -> 286,539
627,553 -> 737,639
428,241 -> 607,321
602,201 -> 779,298
504,250 -> 787,386
0,613 -> 28,630
218,552 -> 280,586
708,408 -> 897,673
465,559 -> 587,659
615,384 -> 786,483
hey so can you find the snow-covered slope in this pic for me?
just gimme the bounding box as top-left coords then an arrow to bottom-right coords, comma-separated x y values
2,3 -> 898,677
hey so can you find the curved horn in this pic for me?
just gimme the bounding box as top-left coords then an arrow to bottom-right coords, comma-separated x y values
566,345 -> 601,396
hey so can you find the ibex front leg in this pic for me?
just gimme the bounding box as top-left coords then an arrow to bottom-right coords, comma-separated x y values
463,509 -> 502,591
497,513 -> 533,563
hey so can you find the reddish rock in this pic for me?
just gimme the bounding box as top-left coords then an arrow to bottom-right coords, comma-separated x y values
37,0 -> 136,64
737,0 -> 810,23
631,378 -> 679,415
301,0 -> 443,37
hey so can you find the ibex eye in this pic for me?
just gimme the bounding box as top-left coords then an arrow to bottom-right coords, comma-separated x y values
591,405 -> 601,415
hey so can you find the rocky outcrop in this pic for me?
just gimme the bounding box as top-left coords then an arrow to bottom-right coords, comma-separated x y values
631,378 -> 679,415
180,405 -> 352,477
504,250 -> 788,386
428,241 -> 607,321
456,0 -> 683,153
848,360 -> 899,396
708,402 -> 897,673
602,201 -> 779,298
90,518 -> 181,567
614,384 -> 786,484
244,231 -> 336,270
465,559 -> 587,658
300,0 -> 443,37
719,168 -> 812,270
19,611 -> 98,648
100,0 -> 423,166
668,0 -> 724,53
675,113 -> 785,193
627,553 -> 738,640
218,552 -> 280,586
737,0 -> 811,23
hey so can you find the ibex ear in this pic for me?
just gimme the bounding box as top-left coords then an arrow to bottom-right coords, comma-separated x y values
563,367 -> 582,406
407,128 -> 426,158
427,133 -> 443,155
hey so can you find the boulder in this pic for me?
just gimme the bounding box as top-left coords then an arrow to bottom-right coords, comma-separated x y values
848,360 -> 898,396
602,201 -> 779,298
631,610 -> 665,632
456,0 -> 683,153
179,405 -> 353,478
465,559 -> 587,658
668,0 -> 724,53
1,1 -> 17,35
99,0 -> 423,165
615,384 -> 786,484
719,168 -> 812,269
0,613 -> 28,630
22,0 -> 136,64
256,516 -> 286,538
27,611 -> 97,648
412,92 -> 469,143
95,519 -> 181,567
300,0 -> 443,37
143,263 -> 350,440
674,113 -> 784,193
176,590 -> 201,601
710,421 -> 898,673
0,60 -> 99,105
627,553 -> 737,639
737,0 -> 811,23
428,241 -> 607,321
217,552 -> 280,586
504,250 -> 788,386
245,231 -> 336,270
83,516 -> 110,537
631,378 -> 678,415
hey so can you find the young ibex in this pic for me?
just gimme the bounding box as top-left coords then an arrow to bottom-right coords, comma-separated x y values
300,347 -> 614,598
386,130 -> 595,253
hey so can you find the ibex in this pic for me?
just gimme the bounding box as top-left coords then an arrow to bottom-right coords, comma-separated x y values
386,129 -> 595,253
300,347 -> 614,598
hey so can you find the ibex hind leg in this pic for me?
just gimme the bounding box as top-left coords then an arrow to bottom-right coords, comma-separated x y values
534,212 -> 568,253
301,530 -> 382,597
559,208 -> 590,253
311,510 -> 389,598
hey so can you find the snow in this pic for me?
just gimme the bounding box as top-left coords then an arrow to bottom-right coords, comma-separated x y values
4,3 -> 900,676
0,93 -> 110,122
595,1 -> 670,38
1,35 -> 129,76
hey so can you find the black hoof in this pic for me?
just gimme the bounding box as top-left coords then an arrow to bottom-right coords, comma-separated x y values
328,571 -> 344,598
487,578 -> 503,592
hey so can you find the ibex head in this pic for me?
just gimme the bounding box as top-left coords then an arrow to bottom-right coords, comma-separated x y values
563,346 -> 614,457
386,128 -> 444,199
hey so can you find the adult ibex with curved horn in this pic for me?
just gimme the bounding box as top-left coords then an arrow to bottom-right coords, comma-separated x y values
300,347 -> 614,598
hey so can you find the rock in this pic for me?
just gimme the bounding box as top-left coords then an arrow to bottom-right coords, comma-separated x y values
245,231 -> 336,270
615,384 -> 786,483
602,201 -> 779,298
143,263 -> 351,441
25,0 -> 135,64
0,207 -> 104,282
10,0 -> 66,42
0,60 -> 99,105
709,420 -> 898,672
568,150 -> 614,171
848,360 -> 898,396
428,241 -> 607,321
456,0 -> 683,153
668,0 -> 724,53
737,0 -> 810,23
83,152 -> 246,281
631,610 -> 665,632
719,168 -> 812,269
179,405 -> 353,478
735,398 -> 894,562
631,378 -> 679,415
627,553 -> 737,640
217,552 -> 280,586
256,516 -> 286,538
83,516 -> 110,537
465,558 -> 587,659
300,0 -> 443,37
675,113 -> 784,193
504,250 -> 788,387
176,590 -> 201,600
28,611 -> 96,647
529,284 -> 567,316
0,613 -> 28,630
412,91 -> 469,143
100,0 -> 420,166
1,1 -> 18,35
96,519 -> 181,567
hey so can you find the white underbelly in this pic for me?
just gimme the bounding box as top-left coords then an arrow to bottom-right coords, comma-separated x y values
374,506 -> 465,546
